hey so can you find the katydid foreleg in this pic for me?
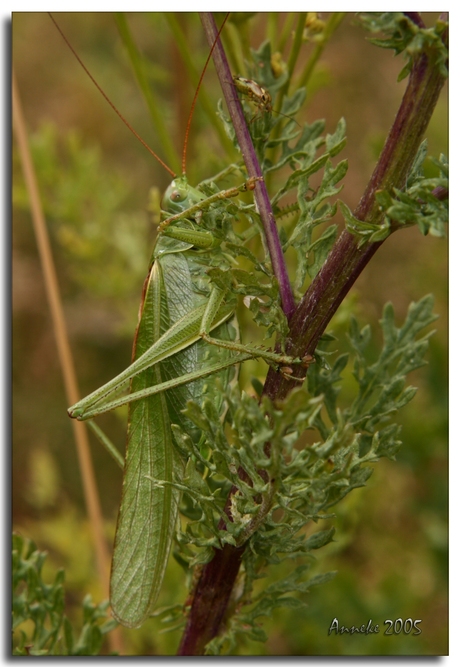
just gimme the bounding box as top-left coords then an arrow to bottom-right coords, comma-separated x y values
68,179 -> 307,422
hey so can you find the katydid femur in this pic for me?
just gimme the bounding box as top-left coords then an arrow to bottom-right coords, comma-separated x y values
54,13 -> 308,628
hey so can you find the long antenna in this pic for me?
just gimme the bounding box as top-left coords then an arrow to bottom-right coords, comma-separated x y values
181,13 -> 230,175
48,13 -> 176,178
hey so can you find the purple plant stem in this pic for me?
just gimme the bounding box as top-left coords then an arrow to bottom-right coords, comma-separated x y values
263,14 -> 448,401
199,12 -> 296,319
177,12 -> 447,656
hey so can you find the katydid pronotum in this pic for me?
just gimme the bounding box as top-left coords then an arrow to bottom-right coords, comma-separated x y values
51,14 -> 310,629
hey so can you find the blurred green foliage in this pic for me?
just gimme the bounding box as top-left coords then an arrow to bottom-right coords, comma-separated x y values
12,12 -> 447,655
12,534 -> 118,655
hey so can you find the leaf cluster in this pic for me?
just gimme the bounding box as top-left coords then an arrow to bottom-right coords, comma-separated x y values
340,144 -> 448,246
157,27 -> 444,647
206,43 -> 349,336
163,296 -> 436,649
358,12 -> 448,80
378,149 -> 448,238
12,534 -> 117,655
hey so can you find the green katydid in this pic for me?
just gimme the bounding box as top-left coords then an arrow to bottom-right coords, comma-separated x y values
55,14 -> 307,628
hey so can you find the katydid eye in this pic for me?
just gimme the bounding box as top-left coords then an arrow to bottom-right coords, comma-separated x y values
170,190 -> 186,203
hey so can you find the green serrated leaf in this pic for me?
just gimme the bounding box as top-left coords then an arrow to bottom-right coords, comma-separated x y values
305,527 -> 336,550
12,534 -> 115,656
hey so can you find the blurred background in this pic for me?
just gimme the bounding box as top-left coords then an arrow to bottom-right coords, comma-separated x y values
12,12 -> 447,655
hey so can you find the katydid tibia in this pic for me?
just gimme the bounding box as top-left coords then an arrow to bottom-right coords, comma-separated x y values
57,14 -> 308,628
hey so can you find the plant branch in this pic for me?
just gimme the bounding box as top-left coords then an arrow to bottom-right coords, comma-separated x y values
275,12 -> 307,104
176,13 -> 447,655
263,16 -> 448,402
199,12 -> 296,319
297,13 -> 345,90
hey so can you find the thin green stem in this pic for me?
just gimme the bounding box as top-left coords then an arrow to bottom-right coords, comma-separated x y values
267,13 -> 278,48
275,13 -> 296,53
269,13 -> 307,158
164,14 -> 234,157
115,12 -> 180,175
87,421 -> 124,470
221,21 -> 247,77
297,13 -> 345,90
274,12 -> 307,113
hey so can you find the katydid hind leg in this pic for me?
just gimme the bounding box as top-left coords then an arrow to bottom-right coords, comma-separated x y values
110,246 -> 238,627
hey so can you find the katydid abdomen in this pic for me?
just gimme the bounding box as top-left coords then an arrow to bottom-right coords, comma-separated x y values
111,199 -> 237,628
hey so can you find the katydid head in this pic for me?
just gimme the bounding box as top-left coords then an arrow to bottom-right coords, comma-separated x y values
162,177 -> 205,214
162,13 -> 229,214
